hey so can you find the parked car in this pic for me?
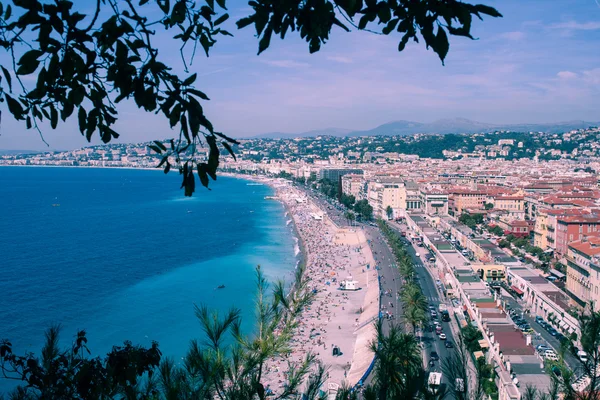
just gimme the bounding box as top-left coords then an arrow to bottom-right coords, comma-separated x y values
536,344 -> 550,352
544,349 -> 557,359
445,341 -> 454,348
430,351 -> 439,361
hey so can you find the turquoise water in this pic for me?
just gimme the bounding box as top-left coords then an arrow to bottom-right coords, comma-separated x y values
0,167 -> 296,387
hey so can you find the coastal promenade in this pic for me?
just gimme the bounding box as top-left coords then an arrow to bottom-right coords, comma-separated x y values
298,188 -> 406,386
261,182 -> 380,394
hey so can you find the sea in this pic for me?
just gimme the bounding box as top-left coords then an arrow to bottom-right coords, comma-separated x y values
0,166 -> 298,391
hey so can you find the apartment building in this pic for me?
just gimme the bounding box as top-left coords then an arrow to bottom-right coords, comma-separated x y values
318,168 -> 363,182
449,189 -> 488,214
565,237 -> 600,311
533,208 -> 590,251
492,195 -> 525,219
340,174 -> 365,200
555,214 -> 600,256
420,189 -> 449,215
405,181 -> 422,212
470,263 -> 507,282
366,178 -> 406,219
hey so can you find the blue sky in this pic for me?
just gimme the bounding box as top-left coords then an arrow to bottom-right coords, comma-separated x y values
1,0 -> 600,150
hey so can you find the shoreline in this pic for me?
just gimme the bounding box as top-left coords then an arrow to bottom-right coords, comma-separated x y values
252,180 -> 379,394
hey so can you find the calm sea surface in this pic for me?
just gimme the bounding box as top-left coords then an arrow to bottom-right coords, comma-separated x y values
0,167 -> 296,390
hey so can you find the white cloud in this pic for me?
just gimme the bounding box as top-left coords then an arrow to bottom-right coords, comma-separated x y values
326,55 -> 353,64
260,60 -> 310,68
550,21 -> 600,31
583,68 -> 600,84
557,71 -> 578,79
500,31 -> 525,41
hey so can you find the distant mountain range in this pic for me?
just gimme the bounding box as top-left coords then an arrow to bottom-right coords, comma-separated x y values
252,118 -> 599,139
0,149 -> 42,155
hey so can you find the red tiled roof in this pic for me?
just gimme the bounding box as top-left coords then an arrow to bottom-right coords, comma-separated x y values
569,237 -> 600,257
558,215 -> 600,224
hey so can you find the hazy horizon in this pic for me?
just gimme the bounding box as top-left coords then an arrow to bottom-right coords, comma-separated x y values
1,0 -> 599,150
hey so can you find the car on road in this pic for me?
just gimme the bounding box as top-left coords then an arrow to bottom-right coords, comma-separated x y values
578,351 -> 589,362
536,344 -> 550,352
430,351 -> 439,361
439,333 -> 447,340
445,341 -> 454,348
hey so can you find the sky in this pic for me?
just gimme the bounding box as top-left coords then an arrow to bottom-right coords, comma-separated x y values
1,0 -> 600,150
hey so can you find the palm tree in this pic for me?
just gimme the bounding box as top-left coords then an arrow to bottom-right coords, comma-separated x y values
165,265 -> 318,400
369,321 -> 424,399
400,284 -> 428,333
398,260 -> 415,281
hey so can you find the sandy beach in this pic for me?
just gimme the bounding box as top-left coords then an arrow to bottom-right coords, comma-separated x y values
251,179 -> 380,395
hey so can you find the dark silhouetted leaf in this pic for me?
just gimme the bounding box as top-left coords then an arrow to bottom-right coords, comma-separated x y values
78,106 -> 87,134
154,140 -> 167,151
197,163 -> 209,188
222,141 -> 236,161
4,94 -> 23,119
435,26 -> 449,64
1,66 -> 12,91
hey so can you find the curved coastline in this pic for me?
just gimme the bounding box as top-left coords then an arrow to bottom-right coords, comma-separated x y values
222,174 -> 380,393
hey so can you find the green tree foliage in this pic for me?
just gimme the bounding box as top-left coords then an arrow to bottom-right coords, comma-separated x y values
400,283 -> 428,333
458,213 -> 483,229
0,0 -> 501,196
341,193 -> 356,208
487,225 -> 504,236
354,199 -> 373,221
483,202 -> 494,210
368,322 -> 426,399
498,239 -> 510,248
0,326 -> 161,399
385,205 -> 393,220
460,324 -> 483,352
317,178 -> 339,199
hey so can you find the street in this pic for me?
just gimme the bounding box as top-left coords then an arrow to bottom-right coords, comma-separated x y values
503,296 -> 582,373
386,222 -> 458,385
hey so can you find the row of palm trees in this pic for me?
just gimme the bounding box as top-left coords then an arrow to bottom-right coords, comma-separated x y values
376,219 -> 429,333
